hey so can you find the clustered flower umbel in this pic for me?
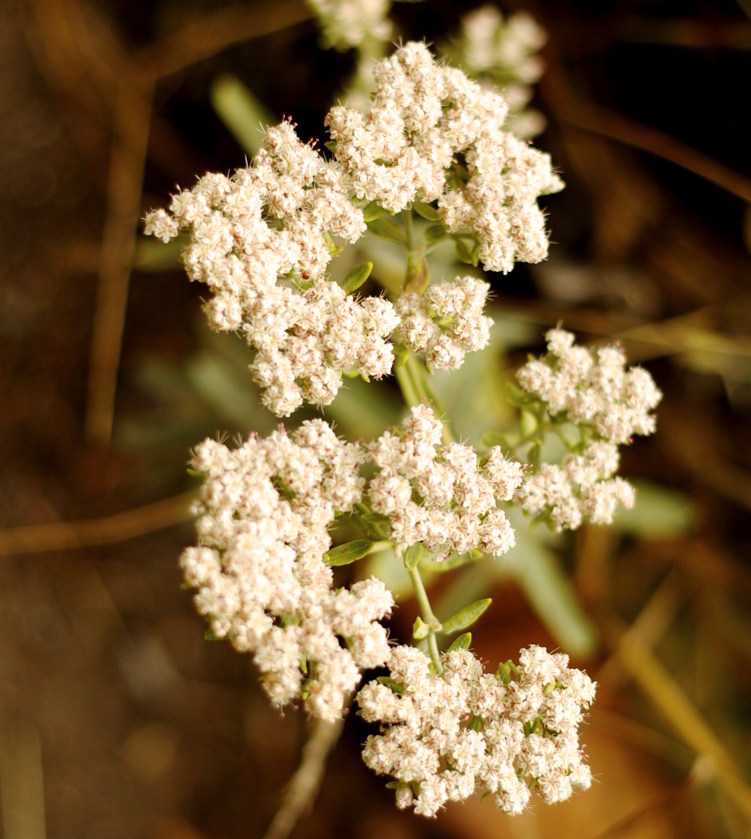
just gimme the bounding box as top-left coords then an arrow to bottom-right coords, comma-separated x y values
326,41 -> 563,272
357,644 -> 596,817
446,5 -> 548,139
368,405 -> 524,559
515,328 -> 662,530
145,43 -> 565,415
180,420 -> 393,721
307,0 -> 393,50
144,121 -> 398,416
396,277 -> 494,371
248,280 -> 399,416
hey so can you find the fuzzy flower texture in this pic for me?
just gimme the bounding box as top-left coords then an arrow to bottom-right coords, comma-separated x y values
145,42 -> 562,415
181,420 -> 393,721
358,644 -> 596,817
368,405 -> 524,559
516,329 -> 662,531
327,40 -> 563,272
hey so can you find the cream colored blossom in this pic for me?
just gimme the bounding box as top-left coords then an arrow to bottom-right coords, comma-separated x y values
144,121 -> 402,415
326,41 -> 563,271
367,405 -> 523,559
396,277 -> 493,370
517,328 -> 662,445
307,0 -> 392,49
183,421 -> 393,721
357,644 -> 596,817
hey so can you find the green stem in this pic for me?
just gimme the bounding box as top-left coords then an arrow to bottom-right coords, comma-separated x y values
408,566 -> 443,674
394,361 -> 421,409
403,355 -> 456,444
402,211 -> 429,294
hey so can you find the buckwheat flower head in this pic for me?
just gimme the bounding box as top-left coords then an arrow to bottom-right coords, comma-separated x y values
446,6 -> 548,138
456,6 -> 546,83
326,41 -> 563,271
517,440 -> 636,531
247,280 -> 399,416
144,120 -> 402,415
517,328 -> 662,445
357,644 -> 596,817
308,0 -> 392,49
182,421 -> 393,720
145,120 -> 365,319
366,405 -> 523,559
396,277 -> 494,370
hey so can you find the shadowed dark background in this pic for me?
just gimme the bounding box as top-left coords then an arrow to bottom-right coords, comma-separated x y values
1,1 -> 750,837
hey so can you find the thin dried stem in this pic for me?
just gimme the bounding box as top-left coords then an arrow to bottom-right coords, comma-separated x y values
139,0 -> 314,82
0,491 -> 196,557
262,717 -> 344,839
85,76 -> 153,443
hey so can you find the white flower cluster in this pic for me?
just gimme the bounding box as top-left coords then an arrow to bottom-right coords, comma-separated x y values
517,328 -> 663,445
447,6 -> 548,139
454,6 -> 546,84
307,0 -> 392,50
396,277 -> 493,370
326,41 -> 563,272
517,441 -> 636,530
248,281 -> 399,416
367,405 -> 523,559
181,420 -> 393,721
514,328 -> 661,530
144,121 -> 403,415
357,644 -> 596,817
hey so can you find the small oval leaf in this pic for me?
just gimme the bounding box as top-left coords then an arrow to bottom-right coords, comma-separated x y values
455,238 -> 474,265
341,261 -> 373,294
413,201 -> 440,221
440,598 -> 492,635
368,216 -> 405,244
324,539 -> 374,566
424,224 -> 447,245
448,632 -> 472,651
404,542 -> 431,570
412,616 -> 430,640
362,201 -> 385,223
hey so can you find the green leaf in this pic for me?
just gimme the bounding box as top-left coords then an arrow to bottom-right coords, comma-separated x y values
455,237 -> 475,265
448,632 -> 472,651
340,261 -> 373,294
210,74 -> 275,156
403,543 -> 431,570
324,540 -> 374,566
368,216 -> 405,244
520,408 -> 538,438
424,224 -> 447,246
496,659 -> 517,684
440,598 -> 492,634
362,201 -> 386,222
413,201 -> 440,221
412,616 -> 430,640
612,481 -> 694,537
377,676 -> 405,694
505,382 -> 531,407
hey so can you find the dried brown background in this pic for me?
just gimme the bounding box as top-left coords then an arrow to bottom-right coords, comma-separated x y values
1,1 -> 750,837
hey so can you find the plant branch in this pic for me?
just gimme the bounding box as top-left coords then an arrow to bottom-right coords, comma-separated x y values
262,716 -> 345,839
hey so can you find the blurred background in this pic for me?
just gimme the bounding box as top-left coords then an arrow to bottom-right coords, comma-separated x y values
1,0 -> 750,837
